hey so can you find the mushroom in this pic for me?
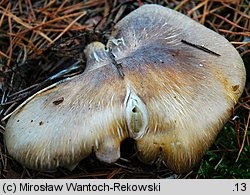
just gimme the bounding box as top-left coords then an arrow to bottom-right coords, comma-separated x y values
4,4 -> 246,173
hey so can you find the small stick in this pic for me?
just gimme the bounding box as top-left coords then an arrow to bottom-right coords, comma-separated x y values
108,47 -> 125,78
181,39 -> 221,56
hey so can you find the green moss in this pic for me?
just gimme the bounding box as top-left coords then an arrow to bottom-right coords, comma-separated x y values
193,121 -> 250,178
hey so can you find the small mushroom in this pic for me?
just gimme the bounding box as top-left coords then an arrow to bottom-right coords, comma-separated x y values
4,4 -> 246,173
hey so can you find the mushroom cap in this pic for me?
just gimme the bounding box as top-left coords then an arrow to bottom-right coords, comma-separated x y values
4,4 -> 246,173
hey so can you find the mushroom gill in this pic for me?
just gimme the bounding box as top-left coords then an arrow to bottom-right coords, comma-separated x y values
4,4 -> 246,173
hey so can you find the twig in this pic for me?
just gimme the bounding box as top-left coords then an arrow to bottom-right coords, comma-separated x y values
181,39 -> 221,56
47,11 -> 87,47
212,13 -> 248,31
236,112 -> 250,162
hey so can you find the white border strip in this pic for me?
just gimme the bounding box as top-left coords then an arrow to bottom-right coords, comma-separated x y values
0,179 -> 249,194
